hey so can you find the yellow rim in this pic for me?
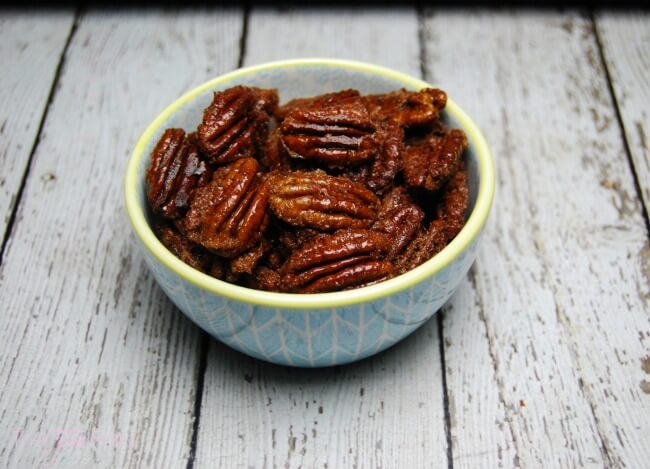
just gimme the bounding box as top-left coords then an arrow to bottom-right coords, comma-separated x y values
124,58 -> 495,309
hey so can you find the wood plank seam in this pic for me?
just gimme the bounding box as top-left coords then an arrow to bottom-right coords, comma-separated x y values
186,334 -> 209,469
591,11 -> 650,238
469,269 -> 523,467
418,9 -> 455,467
437,313 -> 454,469
0,8 -> 80,266
187,8 -> 250,469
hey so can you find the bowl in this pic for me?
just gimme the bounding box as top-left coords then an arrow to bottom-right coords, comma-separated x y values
124,58 -> 494,367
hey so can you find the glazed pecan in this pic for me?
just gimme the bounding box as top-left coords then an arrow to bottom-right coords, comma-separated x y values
281,100 -> 379,167
281,229 -> 394,293
373,187 -> 424,260
275,89 -> 360,121
146,128 -> 212,219
180,158 -> 270,257
267,170 -> 379,230
197,86 -> 278,165
365,121 -> 404,194
153,219 -> 217,274
260,127 -> 291,171
230,239 -> 271,275
362,88 -> 447,127
393,220 -> 448,275
437,168 -> 469,241
403,128 -> 468,192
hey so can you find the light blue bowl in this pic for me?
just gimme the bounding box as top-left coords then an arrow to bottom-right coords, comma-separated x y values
124,59 -> 495,367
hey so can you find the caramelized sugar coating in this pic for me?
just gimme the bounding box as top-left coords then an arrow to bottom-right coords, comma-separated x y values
362,88 -> 447,127
280,229 -> 394,293
373,187 -> 424,260
280,99 -> 379,168
146,128 -> 212,219
153,219 -> 221,276
197,86 -> 278,165
179,158 -> 270,257
267,170 -> 379,230
147,86 -> 470,293
403,128 -> 468,192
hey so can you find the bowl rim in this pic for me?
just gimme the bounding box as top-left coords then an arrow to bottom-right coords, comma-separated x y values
124,58 -> 495,309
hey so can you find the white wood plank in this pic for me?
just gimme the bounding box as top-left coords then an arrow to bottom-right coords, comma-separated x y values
596,12 -> 650,220
195,8 -> 451,469
0,12 -> 75,235
424,11 -> 650,468
0,10 -> 243,468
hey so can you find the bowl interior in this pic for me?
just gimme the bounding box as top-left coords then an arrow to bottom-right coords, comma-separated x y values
127,60 -> 492,308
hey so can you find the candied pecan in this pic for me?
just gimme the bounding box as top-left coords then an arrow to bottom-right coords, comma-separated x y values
373,187 -> 424,260
153,219 -> 216,274
197,86 -> 278,165
260,127 -> 291,171
249,266 -> 283,292
365,121 -> 404,194
281,100 -> 379,167
146,128 -> 212,219
281,229 -> 394,293
267,170 -> 379,230
362,88 -> 447,127
275,89 -> 360,121
437,168 -> 469,241
403,128 -> 468,192
180,158 -> 270,257
230,239 -> 271,275
393,220 -> 448,275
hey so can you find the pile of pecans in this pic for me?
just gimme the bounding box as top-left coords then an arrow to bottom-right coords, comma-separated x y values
146,86 -> 469,293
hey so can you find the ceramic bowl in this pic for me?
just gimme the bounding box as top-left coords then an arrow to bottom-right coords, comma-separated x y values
124,58 -> 494,367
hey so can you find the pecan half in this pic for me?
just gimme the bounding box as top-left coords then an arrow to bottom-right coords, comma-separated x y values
373,187 -> 424,260
437,167 -> 469,241
146,128 -> 212,219
365,121 -> 404,194
153,219 -> 220,276
281,100 -> 379,167
393,220 -> 447,275
362,88 -> 447,127
403,128 -> 468,192
267,170 -> 379,230
197,86 -> 278,165
260,127 -> 291,171
230,239 -> 271,275
281,229 -> 394,293
180,158 -> 270,257
275,89 -> 360,121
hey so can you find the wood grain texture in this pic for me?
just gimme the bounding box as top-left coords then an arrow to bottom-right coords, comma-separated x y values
424,11 -> 650,468
0,10 -> 243,468
0,12 -> 75,236
595,12 -> 650,222
194,8 -> 450,469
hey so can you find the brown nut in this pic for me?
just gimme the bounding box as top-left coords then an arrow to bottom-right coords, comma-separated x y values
365,121 -> 404,194
146,128 -> 212,219
373,187 -> 425,260
437,167 -> 469,241
281,229 -> 394,293
267,170 -> 379,230
153,219 -> 220,275
230,239 -> 271,275
280,100 -> 379,167
197,86 -> 278,165
180,158 -> 270,257
393,220 -> 448,275
403,128 -> 468,192
362,88 -> 447,127
275,89 -> 361,121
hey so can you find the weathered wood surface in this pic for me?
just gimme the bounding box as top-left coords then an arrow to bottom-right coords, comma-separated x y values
1,8 -> 649,469
0,12 -> 75,241
193,8 -> 451,469
595,12 -> 650,222
423,11 -> 650,468
0,10 -> 243,468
